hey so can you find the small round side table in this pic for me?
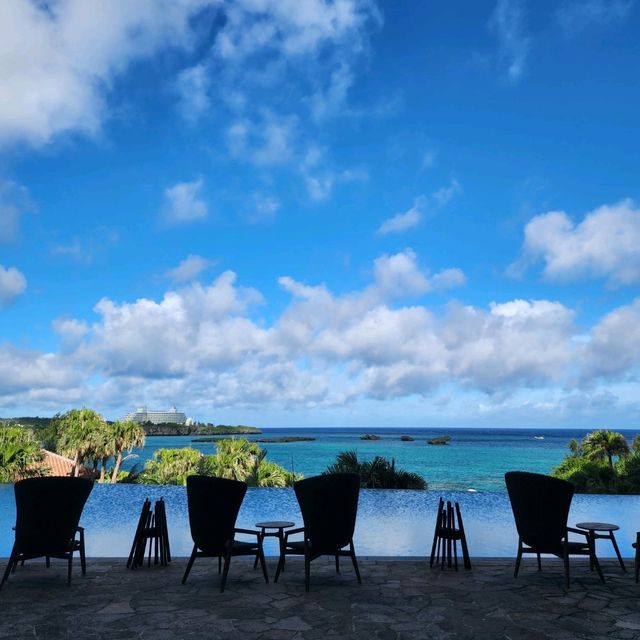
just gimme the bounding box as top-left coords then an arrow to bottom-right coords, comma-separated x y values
575,522 -> 626,572
254,521 -> 295,569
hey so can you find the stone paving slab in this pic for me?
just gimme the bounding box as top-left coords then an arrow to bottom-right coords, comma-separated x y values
0,558 -> 639,639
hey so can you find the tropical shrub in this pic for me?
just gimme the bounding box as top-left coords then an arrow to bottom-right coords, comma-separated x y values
139,448 -> 202,485
0,425 -> 44,482
552,429 -> 640,493
137,439 -> 299,487
324,450 -> 427,489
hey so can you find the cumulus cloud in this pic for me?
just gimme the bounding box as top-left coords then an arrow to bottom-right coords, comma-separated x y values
554,0 -> 634,35
516,199 -> 640,285
0,264 -> 27,307
582,298 -> 640,380
4,250 -> 640,416
489,0 -> 531,82
166,255 -> 212,282
0,0 -> 211,148
162,178 -> 208,224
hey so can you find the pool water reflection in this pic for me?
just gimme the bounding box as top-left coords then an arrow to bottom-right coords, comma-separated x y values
1,484 -> 639,558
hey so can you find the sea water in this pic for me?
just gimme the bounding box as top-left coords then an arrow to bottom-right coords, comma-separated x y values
131,427 -> 637,491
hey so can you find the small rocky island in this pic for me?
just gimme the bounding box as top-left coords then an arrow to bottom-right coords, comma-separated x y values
400,435 -> 415,442
255,436 -> 316,443
360,434 -> 381,440
143,423 -> 261,436
427,435 -> 452,445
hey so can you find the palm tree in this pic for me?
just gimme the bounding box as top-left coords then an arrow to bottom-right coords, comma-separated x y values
57,408 -> 107,476
109,420 -> 146,483
209,438 -> 263,481
582,430 -> 630,469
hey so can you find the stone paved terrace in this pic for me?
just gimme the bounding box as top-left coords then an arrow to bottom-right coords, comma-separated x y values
1,558 -> 640,639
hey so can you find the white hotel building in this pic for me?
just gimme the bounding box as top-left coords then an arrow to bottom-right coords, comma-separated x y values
124,405 -> 188,425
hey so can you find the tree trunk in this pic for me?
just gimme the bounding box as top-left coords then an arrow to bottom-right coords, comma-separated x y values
72,452 -> 80,477
111,451 -> 123,483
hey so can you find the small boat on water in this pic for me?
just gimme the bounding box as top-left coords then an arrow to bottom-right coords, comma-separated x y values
467,488 -> 477,493
533,435 -> 545,440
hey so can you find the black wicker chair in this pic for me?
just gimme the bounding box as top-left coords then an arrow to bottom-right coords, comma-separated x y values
274,473 -> 361,591
182,475 -> 268,592
1,477 -> 93,588
505,471 -> 604,588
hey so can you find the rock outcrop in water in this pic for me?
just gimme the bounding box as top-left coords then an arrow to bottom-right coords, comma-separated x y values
360,434 -> 381,440
427,435 -> 452,445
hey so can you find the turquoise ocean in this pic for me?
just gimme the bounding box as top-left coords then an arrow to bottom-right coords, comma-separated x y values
131,427 -> 640,491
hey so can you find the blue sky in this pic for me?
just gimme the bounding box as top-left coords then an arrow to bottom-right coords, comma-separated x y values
1,0 -> 639,428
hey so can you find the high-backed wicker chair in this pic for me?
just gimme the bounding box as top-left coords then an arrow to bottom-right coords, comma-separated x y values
274,473 -> 361,591
1,477 -> 93,588
182,475 -> 268,592
505,471 -> 604,588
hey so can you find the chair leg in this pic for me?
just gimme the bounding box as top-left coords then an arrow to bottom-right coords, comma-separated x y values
181,546 -> 198,585
609,532 -> 626,572
335,554 -> 340,573
67,554 -> 73,586
46,556 -> 50,568
220,552 -> 232,593
635,535 -> 640,583
537,553 -> 541,571
304,552 -> 311,593
350,542 -> 362,584
79,529 -> 87,575
218,555 -> 222,574
274,550 -> 285,583
589,539 -> 605,584
253,531 -> 263,569
257,545 -> 269,584
514,539 -> 523,578
0,547 -> 18,589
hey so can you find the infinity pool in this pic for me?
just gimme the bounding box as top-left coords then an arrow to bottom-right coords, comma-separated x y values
1,484 -> 639,558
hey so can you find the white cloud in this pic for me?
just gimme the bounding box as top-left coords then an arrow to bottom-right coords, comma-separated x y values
583,298 -> 640,380
0,0 -> 211,148
247,194 -> 281,223
431,268 -> 467,290
175,63 -> 211,123
378,181 -> 461,235
166,255 -> 212,282
517,199 -> 640,285
49,227 -> 119,264
6,250 -> 640,417
163,178 -> 208,224
554,0 -> 634,35
432,178 -> 462,207
0,179 -> 35,243
0,264 -> 27,307
378,197 -> 424,235
226,115 -> 298,166
489,0 -> 531,82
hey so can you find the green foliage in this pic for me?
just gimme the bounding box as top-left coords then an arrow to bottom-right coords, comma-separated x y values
0,425 -> 44,482
581,430 -> 629,468
139,448 -> 202,485
552,429 -> 640,494
137,438 -> 299,487
57,407 -> 108,477
324,450 -> 427,489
